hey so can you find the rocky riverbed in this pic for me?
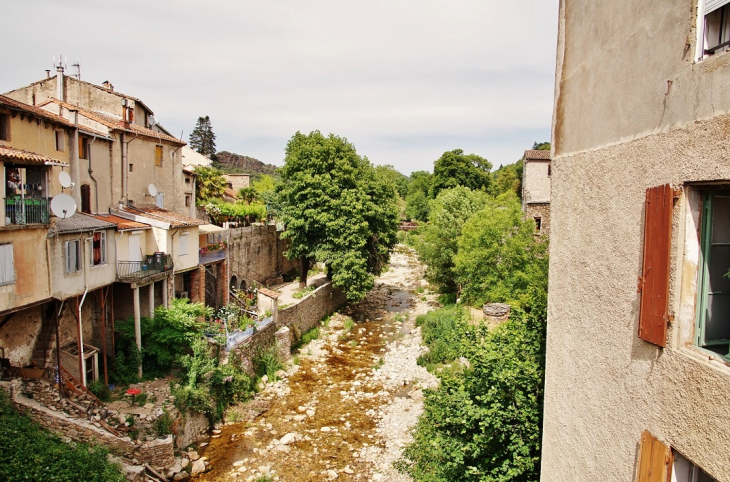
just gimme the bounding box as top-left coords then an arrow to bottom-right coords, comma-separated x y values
194,246 -> 438,481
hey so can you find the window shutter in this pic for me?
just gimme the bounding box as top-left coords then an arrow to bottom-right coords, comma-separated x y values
65,241 -> 71,273
101,232 -> 106,264
0,244 -> 13,284
706,0 -> 730,14
636,430 -> 673,482
638,184 -> 673,347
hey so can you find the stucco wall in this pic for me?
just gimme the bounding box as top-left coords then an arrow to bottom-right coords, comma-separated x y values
522,160 -> 550,203
553,0 -> 730,158
0,228 -> 51,312
126,139 -> 184,214
542,113 -> 730,482
49,230 -> 117,300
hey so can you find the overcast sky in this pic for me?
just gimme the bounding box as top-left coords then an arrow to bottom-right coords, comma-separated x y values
2,0 -> 558,175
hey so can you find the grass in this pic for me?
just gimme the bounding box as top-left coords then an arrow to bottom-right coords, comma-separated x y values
415,286 -> 425,294
255,476 -> 275,482
293,326 -> 320,351
253,345 -> 284,381
292,354 -> 300,365
343,317 -> 354,332
322,315 -> 331,328
348,340 -> 358,347
293,285 -> 316,299
373,357 -> 384,370
0,392 -> 125,481
155,409 -> 172,436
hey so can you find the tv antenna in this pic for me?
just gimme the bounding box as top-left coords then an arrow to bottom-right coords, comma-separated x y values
72,63 -> 81,81
50,193 -> 77,219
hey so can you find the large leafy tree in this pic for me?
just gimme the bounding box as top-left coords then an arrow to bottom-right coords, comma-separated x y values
405,170 -> 433,222
278,131 -> 399,301
431,149 -> 492,198
454,193 -> 548,306
189,116 -> 217,158
193,166 -> 226,205
414,186 -> 490,292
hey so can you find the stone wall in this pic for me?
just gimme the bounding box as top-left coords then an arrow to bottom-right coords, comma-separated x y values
173,409 -> 209,449
227,321 -> 278,377
228,225 -> 299,289
4,380 -> 174,469
278,283 -> 347,341
524,202 -> 551,238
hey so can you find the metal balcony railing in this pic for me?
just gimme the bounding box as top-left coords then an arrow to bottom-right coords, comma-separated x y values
4,198 -> 49,225
117,253 -> 173,282
199,247 -> 226,264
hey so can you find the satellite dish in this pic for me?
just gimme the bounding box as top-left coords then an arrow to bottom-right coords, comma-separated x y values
148,115 -> 156,126
58,171 -> 72,188
50,194 -> 77,219
147,184 -> 158,197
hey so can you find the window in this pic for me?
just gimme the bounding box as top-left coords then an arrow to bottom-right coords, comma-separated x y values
185,177 -> 191,184
55,131 -> 65,152
534,217 -> 542,233
179,233 -> 188,256
185,194 -> 191,207
129,163 -> 133,172
0,113 -> 10,141
695,190 -> 730,358
64,240 -> 81,274
703,2 -> 730,56
672,451 -> 717,482
155,145 -> 163,167
78,136 -> 89,160
0,243 -> 15,286
92,232 -> 106,266
547,163 -> 551,177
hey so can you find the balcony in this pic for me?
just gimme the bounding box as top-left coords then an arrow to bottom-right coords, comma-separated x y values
117,253 -> 173,283
4,197 -> 49,225
199,246 -> 226,265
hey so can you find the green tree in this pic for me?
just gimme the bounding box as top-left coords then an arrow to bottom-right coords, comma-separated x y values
194,165 -> 226,205
532,141 -> 550,150
454,193 -> 548,306
404,170 -> 433,221
237,187 -> 258,205
489,159 -> 523,198
189,116 -> 217,158
431,149 -> 492,198
278,131 -> 399,300
415,187 -> 490,292
252,174 -> 281,218
375,164 -> 409,198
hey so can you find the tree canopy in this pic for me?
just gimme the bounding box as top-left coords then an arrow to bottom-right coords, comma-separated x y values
431,149 -> 492,198
278,131 -> 399,301
193,165 -> 226,205
189,116 -> 217,158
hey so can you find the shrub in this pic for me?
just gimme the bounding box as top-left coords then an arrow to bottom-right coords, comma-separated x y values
293,285 -> 316,299
343,317 -> 354,332
155,409 -> 173,436
87,380 -> 111,402
0,391 -> 125,481
295,326 -> 320,350
110,343 -> 141,386
415,306 -> 469,370
253,345 -> 283,381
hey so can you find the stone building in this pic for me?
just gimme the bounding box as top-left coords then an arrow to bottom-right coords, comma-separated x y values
542,1 -> 730,481
521,149 -> 551,236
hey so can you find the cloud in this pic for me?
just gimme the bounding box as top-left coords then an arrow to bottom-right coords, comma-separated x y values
2,0 -> 558,174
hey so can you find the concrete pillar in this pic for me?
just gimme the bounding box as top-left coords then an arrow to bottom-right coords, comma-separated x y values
163,277 -> 169,308
275,326 -> 291,362
133,286 -> 142,378
148,282 -> 155,318
273,298 -> 279,327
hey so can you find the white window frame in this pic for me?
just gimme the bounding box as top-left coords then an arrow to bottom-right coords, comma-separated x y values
0,243 -> 15,286
55,131 -> 65,152
91,231 -> 107,267
65,240 -> 81,274
696,0 -> 730,61
179,232 -> 188,256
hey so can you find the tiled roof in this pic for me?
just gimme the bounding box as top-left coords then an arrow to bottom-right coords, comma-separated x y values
0,94 -> 73,127
0,145 -> 68,166
524,149 -> 551,161
41,99 -> 184,146
90,213 -> 151,231
258,287 -> 280,299
122,206 -> 205,227
224,188 -> 238,199
55,212 -> 117,234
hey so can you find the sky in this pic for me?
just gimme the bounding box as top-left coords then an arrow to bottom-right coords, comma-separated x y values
2,0 -> 559,175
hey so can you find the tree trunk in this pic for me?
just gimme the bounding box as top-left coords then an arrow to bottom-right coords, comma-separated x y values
300,257 -> 310,289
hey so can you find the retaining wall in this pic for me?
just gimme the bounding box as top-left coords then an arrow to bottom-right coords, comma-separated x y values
278,282 -> 347,340
4,380 -> 174,469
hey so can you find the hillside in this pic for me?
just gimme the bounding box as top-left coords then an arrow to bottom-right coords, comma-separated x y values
214,151 -> 278,175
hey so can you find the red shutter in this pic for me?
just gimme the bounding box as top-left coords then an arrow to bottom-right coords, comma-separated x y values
638,184 -> 673,347
636,430 -> 673,482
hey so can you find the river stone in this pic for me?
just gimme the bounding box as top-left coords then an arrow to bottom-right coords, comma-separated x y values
190,459 -> 206,475
280,432 -> 298,445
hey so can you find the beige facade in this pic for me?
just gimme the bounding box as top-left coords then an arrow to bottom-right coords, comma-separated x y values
224,174 -> 250,192
542,1 -> 730,481
522,149 -> 551,237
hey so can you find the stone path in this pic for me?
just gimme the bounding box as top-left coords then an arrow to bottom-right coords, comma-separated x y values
195,246 -> 438,481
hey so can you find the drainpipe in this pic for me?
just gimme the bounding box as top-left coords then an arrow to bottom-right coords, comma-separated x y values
120,132 -> 127,206
78,235 -> 93,387
87,135 -> 99,214
70,111 -> 81,208
170,230 -> 179,298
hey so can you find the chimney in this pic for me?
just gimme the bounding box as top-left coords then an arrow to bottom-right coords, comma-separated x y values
121,98 -> 130,126
56,64 -> 65,101
45,70 -> 50,79
102,81 -> 114,92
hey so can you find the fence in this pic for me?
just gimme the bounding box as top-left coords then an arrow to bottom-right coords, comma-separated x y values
117,254 -> 173,281
4,197 -> 49,225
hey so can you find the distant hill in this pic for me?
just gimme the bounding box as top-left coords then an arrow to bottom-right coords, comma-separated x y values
213,151 -> 278,176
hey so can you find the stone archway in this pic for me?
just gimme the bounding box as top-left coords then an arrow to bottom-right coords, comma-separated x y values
239,279 -> 247,291
230,276 -> 238,292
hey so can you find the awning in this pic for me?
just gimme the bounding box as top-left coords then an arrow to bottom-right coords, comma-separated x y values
199,224 -> 226,234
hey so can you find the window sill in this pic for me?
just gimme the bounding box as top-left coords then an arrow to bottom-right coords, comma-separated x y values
695,47 -> 730,64
678,344 -> 730,374
0,280 -> 16,287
